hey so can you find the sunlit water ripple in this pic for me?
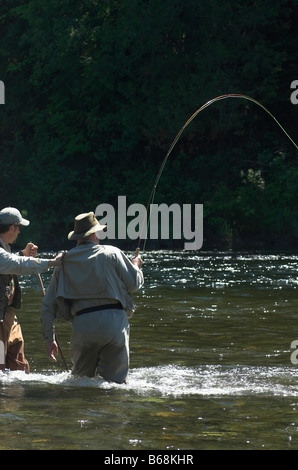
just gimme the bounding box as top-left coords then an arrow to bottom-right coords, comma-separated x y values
1,363 -> 298,398
2,250 -> 298,450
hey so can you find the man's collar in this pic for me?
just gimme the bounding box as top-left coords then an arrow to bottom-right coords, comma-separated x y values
77,239 -> 97,246
0,236 -> 10,252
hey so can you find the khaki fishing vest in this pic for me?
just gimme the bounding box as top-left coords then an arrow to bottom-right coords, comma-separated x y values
0,274 -> 21,322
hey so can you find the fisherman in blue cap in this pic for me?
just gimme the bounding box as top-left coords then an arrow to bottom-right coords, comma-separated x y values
0,207 -> 63,373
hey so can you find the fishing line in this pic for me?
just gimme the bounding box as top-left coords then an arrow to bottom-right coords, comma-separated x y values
138,93 -> 298,253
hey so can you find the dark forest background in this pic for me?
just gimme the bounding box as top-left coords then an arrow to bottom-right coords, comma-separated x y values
0,0 -> 297,251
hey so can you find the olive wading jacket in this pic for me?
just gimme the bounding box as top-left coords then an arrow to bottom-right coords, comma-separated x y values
41,241 -> 144,341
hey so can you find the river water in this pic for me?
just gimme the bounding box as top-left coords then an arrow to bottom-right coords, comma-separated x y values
1,250 -> 298,450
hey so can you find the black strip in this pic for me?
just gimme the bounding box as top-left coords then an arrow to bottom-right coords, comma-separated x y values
76,303 -> 123,316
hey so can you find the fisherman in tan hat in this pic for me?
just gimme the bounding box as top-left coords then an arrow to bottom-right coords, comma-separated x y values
40,211 -> 144,383
0,207 -> 64,373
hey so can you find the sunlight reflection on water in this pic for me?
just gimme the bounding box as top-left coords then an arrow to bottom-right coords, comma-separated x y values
1,250 -> 298,450
2,363 -> 298,398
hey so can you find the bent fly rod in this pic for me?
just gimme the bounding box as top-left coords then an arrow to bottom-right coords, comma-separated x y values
137,93 -> 298,253
36,273 -> 69,372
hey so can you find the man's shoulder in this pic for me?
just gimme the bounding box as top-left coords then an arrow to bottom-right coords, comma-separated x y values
0,238 -> 8,252
65,243 -> 122,260
65,243 -> 116,259
101,244 -> 120,253
0,246 -> 10,257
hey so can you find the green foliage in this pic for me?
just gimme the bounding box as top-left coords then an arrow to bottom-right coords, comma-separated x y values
0,0 -> 297,249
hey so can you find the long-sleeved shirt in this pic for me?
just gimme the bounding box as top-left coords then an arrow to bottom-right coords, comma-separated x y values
0,238 -> 49,275
41,241 -> 144,341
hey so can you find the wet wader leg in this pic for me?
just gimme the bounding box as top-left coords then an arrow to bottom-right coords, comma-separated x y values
0,338 -> 5,371
96,322 -> 130,384
0,316 -> 8,371
1,308 -> 29,374
6,339 -> 29,374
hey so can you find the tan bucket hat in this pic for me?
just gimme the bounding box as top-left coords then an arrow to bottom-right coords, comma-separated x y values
68,212 -> 106,240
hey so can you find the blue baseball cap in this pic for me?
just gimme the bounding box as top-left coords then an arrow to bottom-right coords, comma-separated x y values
0,207 -> 30,226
